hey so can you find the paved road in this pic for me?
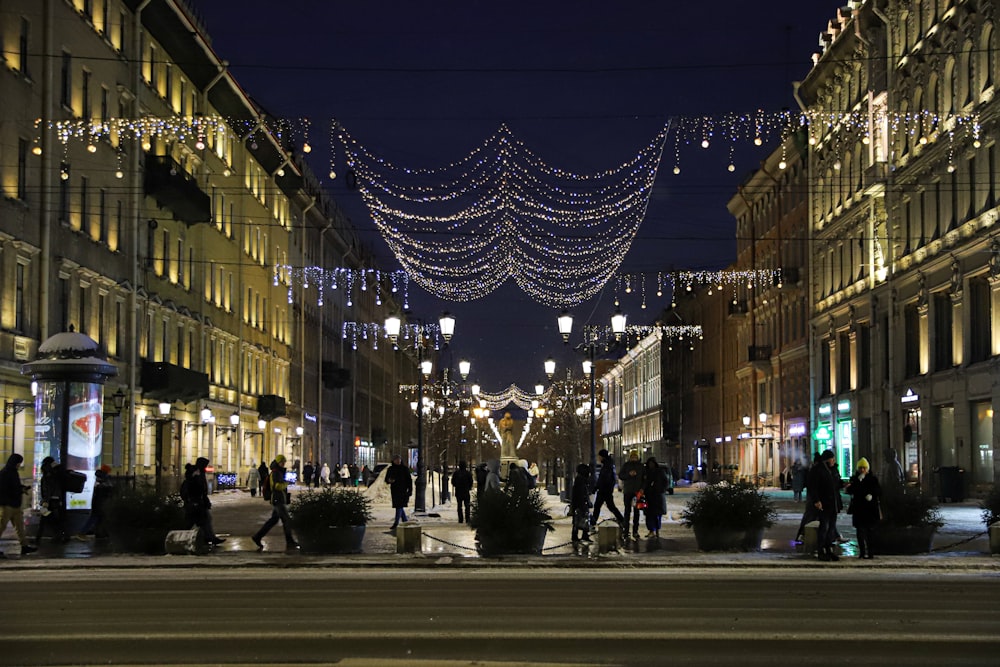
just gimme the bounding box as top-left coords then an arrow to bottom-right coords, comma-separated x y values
4,567 -> 999,666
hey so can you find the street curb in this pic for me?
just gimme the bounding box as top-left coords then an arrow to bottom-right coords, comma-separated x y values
2,551 -> 998,571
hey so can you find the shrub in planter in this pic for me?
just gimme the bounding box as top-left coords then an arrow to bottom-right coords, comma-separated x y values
984,484 -> 1000,555
680,481 -> 777,551
470,487 -> 554,556
288,487 -> 373,553
877,486 -> 943,555
980,483 -> 1000,527
104,482 -> 186,555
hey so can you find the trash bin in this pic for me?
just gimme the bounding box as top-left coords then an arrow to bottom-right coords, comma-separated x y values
935,466 -> 965,502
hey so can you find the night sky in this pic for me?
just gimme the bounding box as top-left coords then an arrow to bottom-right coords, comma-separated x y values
192,0 -> 840,390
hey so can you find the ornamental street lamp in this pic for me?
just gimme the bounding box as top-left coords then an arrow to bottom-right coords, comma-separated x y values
385,311 -> 456,513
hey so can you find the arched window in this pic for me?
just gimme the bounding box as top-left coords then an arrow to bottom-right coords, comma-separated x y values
942,56 -> 955,115
980,23 -> 995,92
962,39 -> 974,107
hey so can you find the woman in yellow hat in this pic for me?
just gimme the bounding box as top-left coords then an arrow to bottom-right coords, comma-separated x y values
845,457 -> 881,559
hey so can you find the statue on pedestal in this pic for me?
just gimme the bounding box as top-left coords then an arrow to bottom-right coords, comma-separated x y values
499,412 -> 516,460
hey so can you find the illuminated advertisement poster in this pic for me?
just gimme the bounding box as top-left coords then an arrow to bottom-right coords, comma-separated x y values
66,383 -> 103,510
33,382 -> 104,511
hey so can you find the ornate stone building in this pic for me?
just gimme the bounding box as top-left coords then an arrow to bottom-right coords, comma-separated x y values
0,0 -> 411,488
798,0 -> 999,492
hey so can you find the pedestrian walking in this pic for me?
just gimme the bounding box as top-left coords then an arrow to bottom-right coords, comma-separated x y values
302,461 -> 314,489
247,462 -> 259,497
320,462 -> 331,487
385,455 -> 412,529
451,460 -> 473,524
251,455 -> 299,550
348,463 -> 359,487
808,449 -> 841,561
76,464 -> 114,539
190,457 -> 224,545
482,459 -> 501,494
504,460 -> 529,495
35,456 -> 68,545
641,457 -> 670,538
791,459 -> 807,502
794,452 -> 823,542
619,450 -> 644,539
570,464 -> 592,543
0,453 -> 36,556
845,457 -> 881,559
590,449 -> 626,531
527,462 -> 539,487
339,463 -> 350,487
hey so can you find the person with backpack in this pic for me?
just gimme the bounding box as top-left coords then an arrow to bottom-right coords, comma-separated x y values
450,460 -> 474,524
251,455 -> 299,550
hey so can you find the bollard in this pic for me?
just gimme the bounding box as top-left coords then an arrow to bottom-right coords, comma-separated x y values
989,522 -> 1000,555
801,520 -> 820,555
397,524 -> 422,554
597,524 -> 620,553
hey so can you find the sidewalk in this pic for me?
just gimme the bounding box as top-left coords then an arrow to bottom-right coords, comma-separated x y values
2,484 -> 997,570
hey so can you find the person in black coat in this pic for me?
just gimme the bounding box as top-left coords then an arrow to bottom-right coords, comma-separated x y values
257,461 -> 269,498
570,464 -> 592,543
589,449 -> 626,530
641,457 -> 671,538
450,460 -> 474,524
191,457 -> 224,545
0,453 -> 36,555
35,456 -> 68,545
385,455 -> 413,529
302,462 -> 314,489
845,457 -> 881,559
807,449 -> 841,561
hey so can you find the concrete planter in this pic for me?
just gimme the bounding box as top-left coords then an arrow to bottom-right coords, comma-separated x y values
877,524 -> 937,555
693,525 -> 766,552
296,525 -> 366,554
475,525 -> 548,556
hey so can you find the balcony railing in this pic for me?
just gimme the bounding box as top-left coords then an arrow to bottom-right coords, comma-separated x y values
144,154 -> 211,225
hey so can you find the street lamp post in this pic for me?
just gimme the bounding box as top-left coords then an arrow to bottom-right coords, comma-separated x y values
386,311 -> 454,514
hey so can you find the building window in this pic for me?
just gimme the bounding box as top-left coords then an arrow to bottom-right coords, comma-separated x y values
60,51 -> 72,109
79,175 -> 88,233
59,164 -> 70,223
18,17 -> 30,78
98,292 -> 105,347
903,305 -> 921,378
968,277 -> 991,363
59,276 -> 70,331
858,324 -> 871,389
933,293 -> 953,371
15,264 -> 26,332
16,138 -> 28,201
82,69 -> 91,118
77,284 -> 87,335
99,188 -> 107,244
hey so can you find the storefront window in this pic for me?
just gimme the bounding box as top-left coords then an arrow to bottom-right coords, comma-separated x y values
936,405 -> 955,466
972,401 -> 994,484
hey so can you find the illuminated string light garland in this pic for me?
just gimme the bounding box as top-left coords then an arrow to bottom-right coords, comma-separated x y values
276,266 -> 409,308
337,122 -> 670,308
343,322 -> 445,352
